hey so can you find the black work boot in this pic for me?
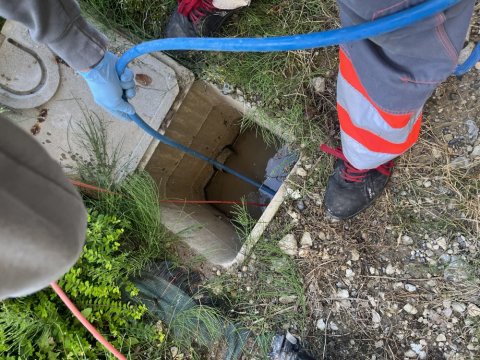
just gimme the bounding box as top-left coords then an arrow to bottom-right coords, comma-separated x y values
165,0 -> 235,38
320,144 -> 393,220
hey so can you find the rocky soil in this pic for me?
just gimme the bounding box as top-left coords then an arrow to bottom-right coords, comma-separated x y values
271,59 -> 480,359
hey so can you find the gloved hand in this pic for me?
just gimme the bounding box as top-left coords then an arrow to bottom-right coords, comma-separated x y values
80,51 -> 136,120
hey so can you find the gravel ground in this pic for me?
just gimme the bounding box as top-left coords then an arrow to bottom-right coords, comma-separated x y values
268,51 -> 480,360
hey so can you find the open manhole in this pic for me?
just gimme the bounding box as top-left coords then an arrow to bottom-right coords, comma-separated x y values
144,81 -> 298,268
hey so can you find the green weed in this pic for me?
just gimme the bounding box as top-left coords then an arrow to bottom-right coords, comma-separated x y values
80,0 -> 176,40
74,112 -> 123,189
74,112 -> 177,275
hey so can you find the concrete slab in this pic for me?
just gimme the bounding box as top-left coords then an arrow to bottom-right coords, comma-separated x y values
0,22 -> 60,109
0,20 -> 187,177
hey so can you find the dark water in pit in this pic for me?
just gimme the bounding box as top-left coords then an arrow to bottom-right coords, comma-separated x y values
204,128 -> 295,220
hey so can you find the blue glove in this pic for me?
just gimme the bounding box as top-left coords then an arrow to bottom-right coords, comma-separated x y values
80,51 -> 136,120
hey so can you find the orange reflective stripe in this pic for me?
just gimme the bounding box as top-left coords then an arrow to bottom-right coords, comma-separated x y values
338,104 -> 422,154
339,49 -> 412,129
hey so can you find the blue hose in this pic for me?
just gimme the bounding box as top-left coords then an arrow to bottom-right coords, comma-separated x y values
128,113 -> 276,197
454,42 -> 480,76
117,0 -> 467,71
116,0 -> 478,196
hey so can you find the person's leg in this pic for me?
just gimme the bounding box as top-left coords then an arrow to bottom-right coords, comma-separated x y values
0,116 -> 86,299
165,0 -> 250,38
323,0 -> 475,219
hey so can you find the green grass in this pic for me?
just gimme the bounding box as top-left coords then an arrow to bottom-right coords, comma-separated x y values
74,113 -> 177,275
80,0 -> 176,40
202,0 -> 338,153
74,112 -> 122,189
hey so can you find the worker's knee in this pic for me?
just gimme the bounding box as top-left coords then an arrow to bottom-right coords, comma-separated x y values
0,117 -> 87,299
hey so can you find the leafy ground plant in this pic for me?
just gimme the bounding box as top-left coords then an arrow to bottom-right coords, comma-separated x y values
0,211 -> 165,359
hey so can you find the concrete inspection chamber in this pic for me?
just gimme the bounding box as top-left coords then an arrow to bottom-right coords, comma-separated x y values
0,20 -> 297,269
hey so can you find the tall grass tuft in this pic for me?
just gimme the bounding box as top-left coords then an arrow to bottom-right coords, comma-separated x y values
74,113 -> 176,276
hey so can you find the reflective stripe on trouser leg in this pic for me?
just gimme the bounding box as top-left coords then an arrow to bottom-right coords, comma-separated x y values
336,0 -> 475,169
337,49 -> 422,169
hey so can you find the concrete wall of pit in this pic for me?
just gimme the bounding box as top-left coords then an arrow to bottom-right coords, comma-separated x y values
145,81 -> 244,267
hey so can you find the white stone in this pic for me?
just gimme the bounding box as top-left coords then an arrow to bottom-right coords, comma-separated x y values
452,302 -> 466,313
286,188 -> 302,200
393,282 -> 404,290
471,145 -> 480,157
423,180 -> 432,188
404,284 -> 417,292
316,319 -> 326,331
329,322 -> 339,331
374,340 -> 384,348
311,76 -> 326,94
385,264 -> 396,275
337,289 -> 350,299
279,295 -> 298,304
458,42 -> 476,64
410,343 -> 427,359
296,167 -> 308,177
213,0 -> 251,10
278,234 -> 298,256
287,210 -> 298,220
436,334 -> 447,342
443,308 -> 452,318
405,350 -> 417,358
318,231 -> 327,241
351,249 -> 360,261
298,248 -> 310,258
403,303 -> 418,315
345,269 -> 355,278
372,310 -> 381,323
436,237 -> 448,250
300,232 -> 313,247
402,235 -> 414,245
467,304 -> 480,317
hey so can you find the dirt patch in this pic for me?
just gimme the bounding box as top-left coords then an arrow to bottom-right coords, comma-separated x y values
263,59 -> 480,359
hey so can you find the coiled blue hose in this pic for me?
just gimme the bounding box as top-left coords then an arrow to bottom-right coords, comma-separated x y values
116,0 -> 478,196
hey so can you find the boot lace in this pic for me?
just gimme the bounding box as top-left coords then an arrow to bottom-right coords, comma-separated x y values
178,0 -> 215,23
320,144 -> 393,183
